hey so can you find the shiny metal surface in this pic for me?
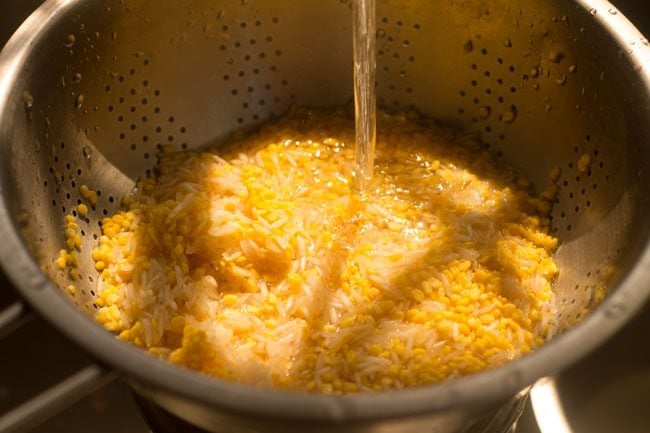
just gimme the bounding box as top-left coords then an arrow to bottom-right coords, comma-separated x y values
530,300 -> 650,433
1,0 -> 650,432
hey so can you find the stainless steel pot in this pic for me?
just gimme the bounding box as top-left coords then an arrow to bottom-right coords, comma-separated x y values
1,0 -> 650,432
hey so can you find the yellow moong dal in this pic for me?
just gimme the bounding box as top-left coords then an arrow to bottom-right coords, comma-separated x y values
92,108 -> 559,394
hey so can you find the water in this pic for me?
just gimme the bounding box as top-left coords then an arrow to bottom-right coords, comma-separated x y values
352,0 -> 376,194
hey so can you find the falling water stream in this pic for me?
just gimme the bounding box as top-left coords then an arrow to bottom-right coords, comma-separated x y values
352,0 -> 376,195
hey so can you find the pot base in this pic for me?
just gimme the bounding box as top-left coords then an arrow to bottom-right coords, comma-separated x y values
134,393 -> 207,433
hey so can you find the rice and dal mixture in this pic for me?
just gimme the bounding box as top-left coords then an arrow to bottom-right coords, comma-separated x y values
91,108 -> 559,393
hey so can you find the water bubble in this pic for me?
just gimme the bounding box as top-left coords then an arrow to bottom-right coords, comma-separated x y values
500,106 -> 517,123
463,40 -> 474,53
556,75 -> 567,86
641,38 -> 649,46
569,64 -> 578,74
477,106 -> 491,119
65,34 -> 76,47
376,29 -> 386,39
23,91 -> 33,110
75,94 -> 85,109
608,8 -> 617,15
548,51 -> 563,63
82,146 -> 93,159
504,38 -> 512,48
589,8 -> 597,16
73,72 -> 82,83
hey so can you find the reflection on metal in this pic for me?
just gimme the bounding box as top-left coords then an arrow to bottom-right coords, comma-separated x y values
530,377 -> 573,433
